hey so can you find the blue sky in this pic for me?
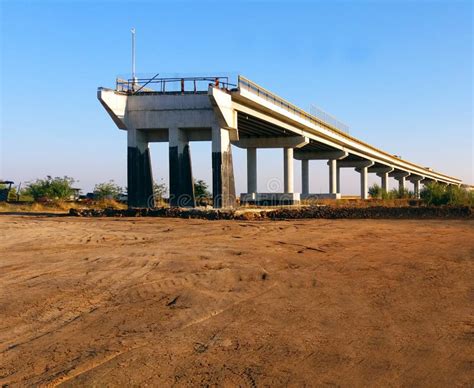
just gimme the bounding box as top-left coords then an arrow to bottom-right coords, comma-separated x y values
1,0 -> 472,194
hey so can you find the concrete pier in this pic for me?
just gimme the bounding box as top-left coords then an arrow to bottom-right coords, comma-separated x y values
127,128 -> 154,208
283,148 -> 294,194
408,175 -> 424,199
301,159 -> 309,195
169,128 -> 195,207
391,171 -> 410,192
247,148 -> 257,194
360,166 -> 369,200
329,159 -> 337,194
212,127 -> 236,208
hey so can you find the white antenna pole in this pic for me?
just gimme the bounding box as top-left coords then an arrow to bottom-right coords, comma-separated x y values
131,28 -> 136,89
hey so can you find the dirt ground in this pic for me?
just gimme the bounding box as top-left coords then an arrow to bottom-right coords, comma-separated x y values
0,216 -> 473,387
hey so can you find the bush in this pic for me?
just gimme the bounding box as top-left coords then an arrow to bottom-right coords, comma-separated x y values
93,180 -> 123,200
194,179 -> 211,206
24,176 -> 75,201
194,179 -> 211,199
368,184 -> 383,199
421,182 -> 474,206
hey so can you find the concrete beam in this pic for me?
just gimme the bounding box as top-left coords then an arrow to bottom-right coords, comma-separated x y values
294,150 -> 348,160
232,136 -> 309,149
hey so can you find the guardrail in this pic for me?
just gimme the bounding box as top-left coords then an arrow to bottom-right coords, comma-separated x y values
116,76 -> 236,94
238,76 -> 349,134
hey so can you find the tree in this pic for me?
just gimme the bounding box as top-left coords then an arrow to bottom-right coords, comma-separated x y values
194,179 -> 211,199
153,180 -> 167,200
24,176 -> 75,200
93,180 -> 122,200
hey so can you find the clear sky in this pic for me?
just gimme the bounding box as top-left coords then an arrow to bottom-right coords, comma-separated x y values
1,0 -> 472,195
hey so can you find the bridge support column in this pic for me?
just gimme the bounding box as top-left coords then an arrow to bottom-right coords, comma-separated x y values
169,128 -> 195,207
381,172 -> 389,193
408,175 -> 424,199
360,166 -> 369,200
390,171 -> 410,194
336,166 -> 341,194
283,148 -> 294,193
398,176 -> 406,192
212,127 -> 236,208
301,159 -> 309,195
329,159 -> 337,194
413,180 -> 421,198
127,128 -> 154,208
247,148 -> 257,194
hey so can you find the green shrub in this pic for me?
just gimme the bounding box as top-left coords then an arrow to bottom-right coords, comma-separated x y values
421,182 -> 473,206
94,180 -> 122,200
24,176 -> 75,200
368,184 -> 382,199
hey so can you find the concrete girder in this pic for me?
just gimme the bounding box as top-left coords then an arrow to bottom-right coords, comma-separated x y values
294,150 -> 348,160
232,136 -> 309,149
235,89 -> 461,185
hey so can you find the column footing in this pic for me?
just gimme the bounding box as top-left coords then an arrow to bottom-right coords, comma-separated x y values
240,192 -> 300,206
300,193 -> 341,200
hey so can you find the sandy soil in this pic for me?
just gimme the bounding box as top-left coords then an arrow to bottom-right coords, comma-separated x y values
0,216 -> 473,387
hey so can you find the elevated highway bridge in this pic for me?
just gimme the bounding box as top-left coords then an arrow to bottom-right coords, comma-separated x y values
98,75 -> 462,208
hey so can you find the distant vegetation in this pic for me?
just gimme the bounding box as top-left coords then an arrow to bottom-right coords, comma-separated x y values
368,182 -> 473,206
93,180 -> 123,200
368,184 -> 414,200
23,176 -> 75,201
421,182 -> 474,207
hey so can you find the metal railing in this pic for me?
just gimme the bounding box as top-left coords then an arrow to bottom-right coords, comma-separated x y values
238,76 -> 349,134
116,76 -> 236,94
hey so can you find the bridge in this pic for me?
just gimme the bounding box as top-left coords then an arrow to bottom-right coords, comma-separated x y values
98,75 -> 462,208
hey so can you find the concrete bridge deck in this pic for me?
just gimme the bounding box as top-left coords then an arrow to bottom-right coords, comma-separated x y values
98,75 -> 462,208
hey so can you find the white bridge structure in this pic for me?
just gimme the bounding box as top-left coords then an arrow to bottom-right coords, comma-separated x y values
98,75 -> 462,208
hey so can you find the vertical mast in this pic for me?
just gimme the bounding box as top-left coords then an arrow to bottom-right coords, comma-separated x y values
131,27 -> 136,90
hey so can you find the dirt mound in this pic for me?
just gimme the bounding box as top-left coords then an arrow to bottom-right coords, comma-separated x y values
69,205 -> 473,220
